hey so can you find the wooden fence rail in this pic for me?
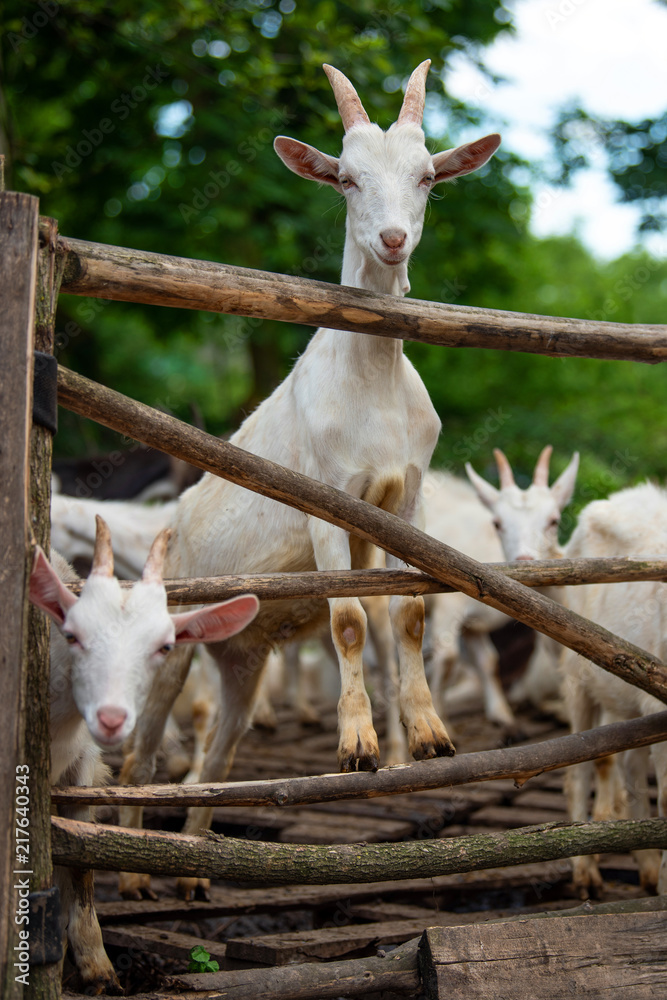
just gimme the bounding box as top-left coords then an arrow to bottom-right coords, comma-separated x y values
50,815 -> 667,885
51,710 -> 667,809
63,558 -> 667,604
57,364 -> 667,707
52,229 -> 667,364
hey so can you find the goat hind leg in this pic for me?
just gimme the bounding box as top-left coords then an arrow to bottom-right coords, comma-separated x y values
62,865 -> 122,994
118,643 -> 195,899
178,644 -> 269,900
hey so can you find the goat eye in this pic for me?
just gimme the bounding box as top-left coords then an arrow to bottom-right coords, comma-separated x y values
340,177 -> 356,190
63,631 -> 79,646
493,518 -> 502,530
548,517 -> 560,529
158,643 -> 174,656
420,174 -> 435,187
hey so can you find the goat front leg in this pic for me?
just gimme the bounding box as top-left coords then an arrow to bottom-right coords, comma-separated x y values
309,518 -> 379,771
464,631 -> 522,741
385,490 -> 454,761
118,643 -> 195,900
363,595 -> 406,764
56,865 -> 122,995
178,642 -> 269,900
562,673 -> 603,897
56,760 -> 121,994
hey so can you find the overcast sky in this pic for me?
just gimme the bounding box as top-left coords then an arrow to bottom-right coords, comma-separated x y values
445,0 -> 667,259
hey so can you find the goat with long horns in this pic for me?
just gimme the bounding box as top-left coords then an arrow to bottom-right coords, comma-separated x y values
116,61 -> 502,901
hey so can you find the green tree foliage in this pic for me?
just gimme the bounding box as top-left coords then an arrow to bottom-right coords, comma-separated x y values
1,0 -> 526,443
553,105 -> 667,233
2,1 -> 666,510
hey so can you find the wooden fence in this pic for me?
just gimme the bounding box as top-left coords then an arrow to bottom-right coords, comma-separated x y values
3,188 -> 667,998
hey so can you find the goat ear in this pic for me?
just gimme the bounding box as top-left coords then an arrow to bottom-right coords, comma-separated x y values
29,547 -> 78,626
551,452 -> 580,512
465,462 -> 500,509
171,595 -> 260,645
432,133 -> 501,183
274,137 -> 340,187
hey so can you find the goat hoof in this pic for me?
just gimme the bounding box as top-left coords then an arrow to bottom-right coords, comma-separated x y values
118,872 -> 157,901
496,725 -> 527,747
78,964 -> 122,996
338,732 -> 380,772
178,876 -> 211,901
412,737 -> 456,761
338,751 -> 380,773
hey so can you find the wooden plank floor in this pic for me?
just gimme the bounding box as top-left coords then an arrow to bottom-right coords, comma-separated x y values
70,691 -> 655,997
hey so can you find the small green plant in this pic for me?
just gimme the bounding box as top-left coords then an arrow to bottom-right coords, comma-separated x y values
187,945 -> 220,973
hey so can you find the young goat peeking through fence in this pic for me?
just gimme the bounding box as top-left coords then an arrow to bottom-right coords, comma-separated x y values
116,59 -> 501,901
29,516 -> 258,993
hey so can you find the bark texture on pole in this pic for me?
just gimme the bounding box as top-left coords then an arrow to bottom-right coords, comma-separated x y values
26,217 -> 65,1000
167,937 -> 420,998
51,710 -> 667,809
0,191 -> 40,1000
61,558 -> 667,605
55,233 -> 667,363
51,816 -> 667,885
57,365 -> 667,705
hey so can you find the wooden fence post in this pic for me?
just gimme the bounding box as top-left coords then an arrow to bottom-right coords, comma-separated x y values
24,218 -> 66,1000
0,191 -> 40,999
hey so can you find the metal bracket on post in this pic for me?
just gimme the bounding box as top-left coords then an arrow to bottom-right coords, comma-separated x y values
32,351 -> 58,436
27,888 -> 63,967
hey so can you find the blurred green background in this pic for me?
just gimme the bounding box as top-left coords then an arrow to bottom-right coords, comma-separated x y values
3,0 -> 666,524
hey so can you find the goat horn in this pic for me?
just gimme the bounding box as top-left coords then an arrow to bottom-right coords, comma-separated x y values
142,528 -> 172,584
397,59 -> 431,126
493,448 -> 516,490
323,64 -> 371,132
91,515 -> 114,578
533,445 -> 553,487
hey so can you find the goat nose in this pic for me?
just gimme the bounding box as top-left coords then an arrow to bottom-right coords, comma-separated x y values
97,706 -> 127,734
380,228 -> 407,250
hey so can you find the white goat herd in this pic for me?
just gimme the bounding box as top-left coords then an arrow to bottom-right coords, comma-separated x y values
470,449 -> 667,896
33,63 -> 667,969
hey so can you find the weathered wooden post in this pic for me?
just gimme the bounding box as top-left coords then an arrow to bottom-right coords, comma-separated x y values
23,217 -> 66,1000
0,188 -> 41,998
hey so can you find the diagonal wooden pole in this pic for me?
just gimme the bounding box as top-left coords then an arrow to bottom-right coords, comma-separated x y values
57,365 -> 667,705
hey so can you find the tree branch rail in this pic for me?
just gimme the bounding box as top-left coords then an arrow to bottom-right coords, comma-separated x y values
52,229 -> 667,364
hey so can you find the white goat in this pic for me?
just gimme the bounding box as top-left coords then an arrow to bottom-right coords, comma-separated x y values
423,470 -> 517,736
29,517 -> 258,991
117,60 -> 501,901
50,491 -> 176,579
465,446 -> 579,711
558,482 -> 667,896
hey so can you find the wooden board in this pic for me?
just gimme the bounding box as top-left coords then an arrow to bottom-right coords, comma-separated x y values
419,912 -> 667,999
226,916 -> 450,965
102,924 -> 228,964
